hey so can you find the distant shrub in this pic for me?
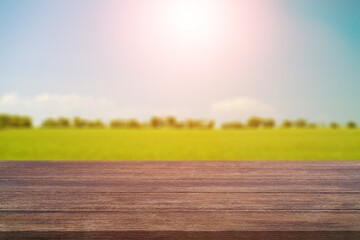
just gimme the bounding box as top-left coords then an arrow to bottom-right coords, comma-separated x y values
127,119 -> 141,129
184,119 -> 196,129
87,119 -> 105,128
347,121 -> 357,129
294,119 -> 307,128
0,114 -> 11,128
0,114 -> 32,129
330,122 -> 339,129
41,118 -> 58,128
42,117 -> 105,129
206,120 -> 215,130
165,116 -> 177,128
150,116 -> 165,128
110,119 -> 127,128
57,117 -> 70,128
263,118 -> 276,128
308,123 -> 318,129
183,119 -> 214,129
73,117 -> 87,128
109,117 -> 214,130
281,120 -> 292,128
222,121 -> 244,130
175,121 -> 185,129
247,117 -> 263,128
41,117 -> 71,128
110,119 -> 141,129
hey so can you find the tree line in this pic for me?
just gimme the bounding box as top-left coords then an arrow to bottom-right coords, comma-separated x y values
222,117 -> 357,129
42,117 -> 105,128
41,116 -> 215,129
0,114 -> 32,129
0,113 -> 358,130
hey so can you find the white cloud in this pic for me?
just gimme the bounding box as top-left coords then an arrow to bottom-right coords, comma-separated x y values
0,92 -> 198,125
210,97 -> 279,122
29,93 -> 117,113
0,92 -> 119,124
212,97 -> 273,113
0,92 -> 20,106
0,93 -> 283,125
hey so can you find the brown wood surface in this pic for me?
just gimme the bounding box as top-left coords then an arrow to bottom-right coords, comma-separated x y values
1,161 -> 360,239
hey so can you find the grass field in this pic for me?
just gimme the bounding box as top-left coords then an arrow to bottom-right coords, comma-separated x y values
0,129 -> 360,160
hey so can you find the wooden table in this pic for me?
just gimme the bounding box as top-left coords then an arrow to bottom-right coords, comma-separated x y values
1,161 -> 360,239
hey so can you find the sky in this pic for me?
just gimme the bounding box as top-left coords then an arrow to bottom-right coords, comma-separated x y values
0,0 -> 359,124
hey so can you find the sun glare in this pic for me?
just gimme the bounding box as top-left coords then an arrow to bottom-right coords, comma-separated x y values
106,0 -> 275,72
162,0 -> 225,45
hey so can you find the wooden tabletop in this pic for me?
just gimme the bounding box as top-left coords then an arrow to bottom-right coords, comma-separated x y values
1,161 -> 360,239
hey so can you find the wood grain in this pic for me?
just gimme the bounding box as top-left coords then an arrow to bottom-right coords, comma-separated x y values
2,192 -> 360,211
1,161 -> 359,238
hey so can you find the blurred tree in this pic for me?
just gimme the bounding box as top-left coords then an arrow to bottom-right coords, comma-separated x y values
165,116 -> 177,128
73,117 -> 87,128
347,121 -> 357,129
294,119 -> 307,128
150,116 -> 164,128
9,115 -> 21,128
58,117 -> 70,128
41,118 -> 58,128
281,120 -> 292,128
308,123 -> 317,129
110,119 -> 126,128
195,120 -> 204,129
0,114 -> 11,129
88,119 -> 105,128
128,119 -> 141,129
222,121 -> 244,130
0,114 -> 32,129
207,120 -> 215,130
247,117 -> 263,128
183,119 -> 211,129
329,122 -> 339,129
184,119 -> 195,129
175,121 -> 185,129
21,116 -> 33,128
263,118 -> 275,128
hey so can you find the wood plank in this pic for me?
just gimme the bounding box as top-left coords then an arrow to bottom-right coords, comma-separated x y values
1,161 -> 360,180
2,192 -> 360,211
2,161 -> 359,168
2,231 -> 360,240
2,169 -> 359,180
1,161 -> 359,235
1,178 -> 359,193
1,211 -> 360,231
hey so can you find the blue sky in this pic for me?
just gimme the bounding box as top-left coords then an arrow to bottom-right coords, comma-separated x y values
0,0 -> 359,124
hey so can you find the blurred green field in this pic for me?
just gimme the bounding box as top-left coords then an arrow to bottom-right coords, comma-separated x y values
0,129 -> 360,160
